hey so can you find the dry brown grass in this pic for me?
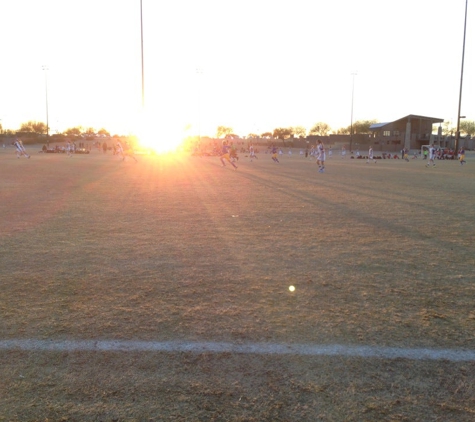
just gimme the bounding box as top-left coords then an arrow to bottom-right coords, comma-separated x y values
1,146 -> 475,421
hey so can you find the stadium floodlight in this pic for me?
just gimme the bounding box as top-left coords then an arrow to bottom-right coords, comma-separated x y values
454,0 -> 468,153
42,65 -> 49,137
196,68 -> 203,145
140,0 -> 145,109
350,72 -> 357,153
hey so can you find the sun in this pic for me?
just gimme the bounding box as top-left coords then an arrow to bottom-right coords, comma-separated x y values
137,126 -> 184,154
134,111 -> 185,154
138,132 -> 183,154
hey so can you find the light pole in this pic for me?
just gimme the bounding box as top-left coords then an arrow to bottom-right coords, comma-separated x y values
42,65 -> 49,138
140,0 -> 145,109
454,0 -> 468,154
196,68 -> 203,147
350,72 -> 357,153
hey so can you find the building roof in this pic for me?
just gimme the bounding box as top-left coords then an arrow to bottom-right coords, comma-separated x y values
369,114 -> 444,131
369,122 -> 390,129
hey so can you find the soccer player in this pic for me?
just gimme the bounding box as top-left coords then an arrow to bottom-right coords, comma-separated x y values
220,140 -> 237,169
341,145 -> 346,158
66,141 -> 73,157
249,144 -> 258,162
366,146 -> 376,163
271,145 -> 280,163
310,145 -> 315,158
116,141 -> 124,159
13,138 -> 30,158
459,148 -> 466,165
230,142 -> 239,162
124,141 -> 138,162
426,144 -> 436,167
316,139 -> 326,173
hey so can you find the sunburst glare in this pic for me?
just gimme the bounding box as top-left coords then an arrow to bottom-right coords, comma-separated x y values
135,111 -> 185,154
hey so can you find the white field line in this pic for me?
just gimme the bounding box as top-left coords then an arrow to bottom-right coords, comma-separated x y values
1,339 -> 475,361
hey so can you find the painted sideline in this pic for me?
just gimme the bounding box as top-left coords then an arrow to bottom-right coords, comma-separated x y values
1,339 -> 475,361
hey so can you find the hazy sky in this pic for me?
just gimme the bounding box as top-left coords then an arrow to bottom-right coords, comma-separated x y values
0,0 -> 473,138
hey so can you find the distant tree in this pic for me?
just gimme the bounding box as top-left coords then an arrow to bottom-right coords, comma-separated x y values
19,121 -> 33,132
292,126 -> 307,138
246,133 -> 259,139
442,121 -> 454,136
19,120 -> 47,134
261,132 -> 273,138
335,126 -> 350,134
353,119 -> 378,133
460,120 -> 475,136
309,122 -> 330,136
64,126 -> 83,136
273,127 -> 293,140
354,120 -> 377,134
337,119 -> 377,135
98,128 -> 110,137
33,121 -> 47,133
216,126 -> 233,138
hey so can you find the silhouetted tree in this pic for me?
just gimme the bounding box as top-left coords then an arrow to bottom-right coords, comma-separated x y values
309,122 -> 330,136
19,121 -> 47,134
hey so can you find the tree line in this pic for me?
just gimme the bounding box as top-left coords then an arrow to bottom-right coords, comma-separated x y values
0,121 -> 114,138
217,120 -> 475,140
216,120 -> 377,140
2,119 -> 475,140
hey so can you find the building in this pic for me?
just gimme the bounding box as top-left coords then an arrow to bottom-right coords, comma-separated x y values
369,114 -> 444,151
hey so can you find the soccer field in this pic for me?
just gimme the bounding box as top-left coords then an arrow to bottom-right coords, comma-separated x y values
1,146 -> 475,421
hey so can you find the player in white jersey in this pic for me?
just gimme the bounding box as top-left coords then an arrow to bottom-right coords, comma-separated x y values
124,141 -> 137,162
249,144 -> 258,162
341,145 -> 346,158
13,139 -> 30,158
116,141 -> 137,162
66,141 -> 73,157
316,139 -> 326,173
426,144 -> 436,167
116,141 -> 124,158
366,146 -> 376,163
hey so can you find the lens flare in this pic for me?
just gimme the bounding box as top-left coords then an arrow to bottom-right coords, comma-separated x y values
134,110 -> 185,154
137,127 -> 184,154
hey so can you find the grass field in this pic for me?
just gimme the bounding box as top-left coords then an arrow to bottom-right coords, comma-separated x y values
1,145 -> 475,421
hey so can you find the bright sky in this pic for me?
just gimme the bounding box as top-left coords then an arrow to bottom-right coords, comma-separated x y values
1,0 -> 473,139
